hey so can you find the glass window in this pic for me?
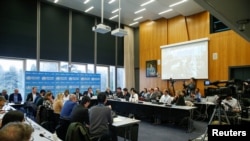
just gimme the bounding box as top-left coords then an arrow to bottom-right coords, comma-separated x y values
71,63 -> 86,73
26,59 -> 37,71
87,64 -> 94,73
110,66 -> 115,91
117,67 -> 125,89
0,58 -> 24,101
40,61 -> 59,72
60,61 -> 68,72
96,66 -> 108,92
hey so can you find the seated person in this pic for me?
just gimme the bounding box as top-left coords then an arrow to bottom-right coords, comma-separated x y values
42,92 -> 54,110
115,87 -> 123,98
122,88 -> 130,101
129,88 -> 139,102
0,96 -> 7,114
171,90 -> 186,106
83,87 -> 93,98
105,87 -> 113,97
0,110 -> 25,129
9,89 -> 22,103
60,94 -> 78,120
0,122 -> 34,141
89,92 -> 117,141
159,89 -> 173,105
145,88 -> 157,102
70,96 -> 90,127
221,93 -> 241,124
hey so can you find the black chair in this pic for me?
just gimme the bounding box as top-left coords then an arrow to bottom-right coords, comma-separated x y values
56,118 -> 71,141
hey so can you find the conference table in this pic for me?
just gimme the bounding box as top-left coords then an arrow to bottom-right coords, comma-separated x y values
91,98 -> 197,133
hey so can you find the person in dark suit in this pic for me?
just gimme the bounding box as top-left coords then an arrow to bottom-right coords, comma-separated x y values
26,87 -> 39,102
0,89 -> 8,101
83,87 -> 93,98
123,88 -> 130,101
9,89 -> 22,103
171,90 -> 186,106
73,88 -> 82,100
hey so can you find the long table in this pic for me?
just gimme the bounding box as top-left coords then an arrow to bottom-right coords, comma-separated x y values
113,116 -> 140,141
91,98 -> 196,133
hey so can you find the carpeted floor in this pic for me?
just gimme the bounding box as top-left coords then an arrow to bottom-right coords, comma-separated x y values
118,119 -> 208,141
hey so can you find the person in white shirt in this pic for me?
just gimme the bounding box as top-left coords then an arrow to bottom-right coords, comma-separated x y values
129,88 -> 139,102
63,89 -> 70,103
159,89 -> 172,105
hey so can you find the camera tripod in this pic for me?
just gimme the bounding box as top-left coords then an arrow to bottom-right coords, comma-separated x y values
201,99 -> 230,141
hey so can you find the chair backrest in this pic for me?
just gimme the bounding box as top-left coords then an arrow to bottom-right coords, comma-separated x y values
65,122 -> 91,141
36,105 -> 47,124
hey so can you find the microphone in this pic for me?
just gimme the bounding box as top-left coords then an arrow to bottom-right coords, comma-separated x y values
39,133 -> 53,141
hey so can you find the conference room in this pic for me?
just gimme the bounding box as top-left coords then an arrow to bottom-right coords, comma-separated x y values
1,0 -> 250,141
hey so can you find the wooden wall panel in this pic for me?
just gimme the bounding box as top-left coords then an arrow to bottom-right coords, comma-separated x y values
139,19 -> 168,91
139,11 -> 249,96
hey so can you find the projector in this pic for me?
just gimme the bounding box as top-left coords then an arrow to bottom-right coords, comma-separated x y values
111,28 -> 128,37
92,23 -> 111,34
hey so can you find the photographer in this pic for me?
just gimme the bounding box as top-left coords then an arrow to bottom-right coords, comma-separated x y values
183,77 -> 196,96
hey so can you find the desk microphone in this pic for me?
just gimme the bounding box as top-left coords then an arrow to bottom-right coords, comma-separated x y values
39,133 -> 53,141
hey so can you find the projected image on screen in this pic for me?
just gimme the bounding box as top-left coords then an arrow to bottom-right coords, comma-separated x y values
161,38 -> 209,80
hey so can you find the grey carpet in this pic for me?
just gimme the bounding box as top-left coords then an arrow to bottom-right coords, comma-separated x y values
118,120 -> 208,141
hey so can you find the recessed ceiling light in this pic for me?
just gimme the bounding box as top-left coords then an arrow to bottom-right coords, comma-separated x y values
158,9 -> 173,15
112,8 -> 120,13
108,0 -> 116,4
129,22 -> 139,26
169,0 -> 187,7
54,0 -> 59,3
83,0 -> 90,4
134,8 -> 146,14
109,15 -> 118,20
140,0 -> 155,7
134,16 -> 143,21
85,6 -> 94,12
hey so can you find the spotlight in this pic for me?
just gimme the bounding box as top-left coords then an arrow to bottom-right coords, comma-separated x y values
236,19 -> 250,32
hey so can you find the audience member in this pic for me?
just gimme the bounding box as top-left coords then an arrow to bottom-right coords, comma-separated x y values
34,89 -> 46,107
0,110 -> 24,129
159,89 -> 173,105
0,89 -> 8,101
70,96 -> 90,127
129,88 -> 139,102
122,88 -> 130,101
105,87 -> 113,97
83,87 -> 93,98
60,94 -> 77,120
26,87 -> 39,102
73,88 -> 82,101
146,88 -> 157,102
139,88 -> 148,99
9,89 -> 22,103
42,92 -> 54,110
115,87 -> 123,98
53,93 -> 64,126
0,96 -> 7,114
171,90 -> 186,106
89,92 -> 117,141
0,122 -> 34,141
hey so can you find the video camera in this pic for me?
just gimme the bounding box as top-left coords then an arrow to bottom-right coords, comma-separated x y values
204,79 -> 242,97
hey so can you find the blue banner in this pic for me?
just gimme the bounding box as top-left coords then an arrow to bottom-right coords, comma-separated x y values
25,71 -> 101,98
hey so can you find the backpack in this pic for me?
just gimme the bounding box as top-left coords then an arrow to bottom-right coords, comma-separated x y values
65,122 -> 91,141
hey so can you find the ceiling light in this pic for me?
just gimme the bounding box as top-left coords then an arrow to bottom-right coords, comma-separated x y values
112,8 -> 120,13
108,0 -> 116,4
83,0 -> 90,4
134,8 -> 146,14
140,0 -> 155,7
134,16 -> 143,21
85,6 -> 94,12
158,9 -> 173,15
169,0 -> 187,8
109,15 -> 118,20
129,22 -> 138,26
54,0 -> 59,3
